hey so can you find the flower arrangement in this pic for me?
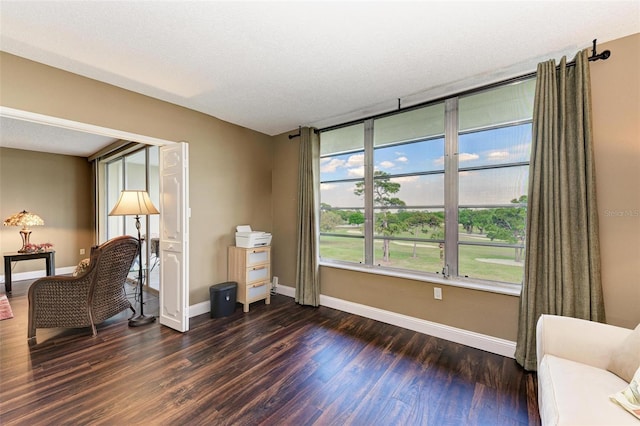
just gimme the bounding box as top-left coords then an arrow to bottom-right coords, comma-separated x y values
23,243 -> 53,253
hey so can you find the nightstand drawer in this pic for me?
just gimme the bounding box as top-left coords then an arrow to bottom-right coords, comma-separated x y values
245,247 -> 270,267
247,281 -> 268,301
247,264 -> 270,283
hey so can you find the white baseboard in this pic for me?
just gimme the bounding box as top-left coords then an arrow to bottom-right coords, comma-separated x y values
0,266 -> 76,284
276,285 -> 296,298
271,284 -> 516,358
188,286 -> 287,318
189,300 -> 211,318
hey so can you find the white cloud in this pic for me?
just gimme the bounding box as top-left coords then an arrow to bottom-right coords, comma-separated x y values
320,183 -> 337,190
391,176 -> 419,183
395,156 -> 408,163
379,160 -> 395,168
459,152 -> 479,162
320,158 -> 346,173
348,166 -> 365,178
487,151 -> 510,160
434,152 -> 479,166
346,153 -> 364,167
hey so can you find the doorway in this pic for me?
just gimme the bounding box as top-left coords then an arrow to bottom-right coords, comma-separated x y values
0,106 -> 190,332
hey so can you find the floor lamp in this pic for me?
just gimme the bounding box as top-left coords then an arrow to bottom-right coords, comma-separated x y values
109,190 -> 160,327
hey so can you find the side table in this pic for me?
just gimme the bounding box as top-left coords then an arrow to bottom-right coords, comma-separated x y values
3,251 -> 56,293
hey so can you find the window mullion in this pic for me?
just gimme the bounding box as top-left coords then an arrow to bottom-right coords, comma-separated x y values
444,98 -> 459,277
364,119 -> 374,265
121,157 -> 127,236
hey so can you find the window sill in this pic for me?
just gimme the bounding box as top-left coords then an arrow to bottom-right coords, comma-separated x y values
318,260 -> 522,297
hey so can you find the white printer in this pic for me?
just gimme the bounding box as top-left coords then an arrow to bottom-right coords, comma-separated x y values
235,225 -> 272,248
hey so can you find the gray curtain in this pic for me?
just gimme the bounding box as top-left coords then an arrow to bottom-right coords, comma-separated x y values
295,127 -> 320,306
515,50 -> 606,371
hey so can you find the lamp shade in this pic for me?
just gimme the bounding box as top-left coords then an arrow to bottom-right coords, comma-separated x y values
3,210 -> 44,228
109,190 -> 159,216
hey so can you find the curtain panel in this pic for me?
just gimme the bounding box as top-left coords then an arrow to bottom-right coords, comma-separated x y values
515,50 -> 606,371
295,127 -> 320,306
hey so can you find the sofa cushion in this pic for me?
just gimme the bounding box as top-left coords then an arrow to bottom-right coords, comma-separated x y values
608,323 -> 640,383
610,367 -> 640,420
538,354 -> 635,425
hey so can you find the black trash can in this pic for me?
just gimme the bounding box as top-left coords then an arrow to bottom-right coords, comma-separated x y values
210,281 -> 237,318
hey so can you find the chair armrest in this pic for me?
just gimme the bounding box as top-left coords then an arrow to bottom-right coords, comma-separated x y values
536,314 -> 632,371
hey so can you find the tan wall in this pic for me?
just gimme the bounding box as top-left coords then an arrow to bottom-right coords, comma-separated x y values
0,148 -> 93,272
272,33 -> 640,340
271,133 -> 300,287
0,52 -> 273,305
591,33 -> 640,329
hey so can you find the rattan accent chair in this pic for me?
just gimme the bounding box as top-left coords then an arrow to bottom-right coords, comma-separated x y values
28,235 -> 139,340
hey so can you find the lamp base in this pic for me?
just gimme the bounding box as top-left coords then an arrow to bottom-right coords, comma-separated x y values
128,314 -> 156,327
18,229 -> 32,253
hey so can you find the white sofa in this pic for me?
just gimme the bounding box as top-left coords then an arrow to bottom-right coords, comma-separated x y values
536,314 -> 640,425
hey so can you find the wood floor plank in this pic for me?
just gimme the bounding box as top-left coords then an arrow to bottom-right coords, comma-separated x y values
0,279 -> 540,425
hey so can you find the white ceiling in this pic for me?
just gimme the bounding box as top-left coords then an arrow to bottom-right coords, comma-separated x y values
0,116 -> 117,157
1,1 -> 639,156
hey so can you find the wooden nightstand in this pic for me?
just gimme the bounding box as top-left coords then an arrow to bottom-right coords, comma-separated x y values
227,246 -> 271,312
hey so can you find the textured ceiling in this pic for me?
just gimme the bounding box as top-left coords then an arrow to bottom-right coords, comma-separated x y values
1,1 -> 639,155
0,117 -> 116,157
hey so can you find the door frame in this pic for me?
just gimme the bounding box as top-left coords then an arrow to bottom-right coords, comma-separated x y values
0,106 -> 190,328
1,107 -> 173,147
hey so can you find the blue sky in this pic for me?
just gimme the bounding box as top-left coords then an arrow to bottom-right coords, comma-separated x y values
321,123 -> 531,207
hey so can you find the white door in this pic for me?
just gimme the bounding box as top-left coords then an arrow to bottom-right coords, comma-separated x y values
159,142 -> 189,332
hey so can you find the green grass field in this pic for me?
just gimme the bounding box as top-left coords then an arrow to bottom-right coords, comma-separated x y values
320,225 -> 524,284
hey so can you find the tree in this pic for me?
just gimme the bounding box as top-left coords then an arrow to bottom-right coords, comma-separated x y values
405,211 -> 431,258
460,208 -> 493,234
485,195 -> 527,262
335,209 -> 351,222
320,210 -> 343,232
348,211 -> 365,226
320,202 -> 332,211
425,212 -> 443,231
354,171 -> 405,262
459,209 -> 474,233
472,209 -> 492,234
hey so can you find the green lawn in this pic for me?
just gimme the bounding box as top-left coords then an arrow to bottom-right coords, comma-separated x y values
320,226 -> 524,284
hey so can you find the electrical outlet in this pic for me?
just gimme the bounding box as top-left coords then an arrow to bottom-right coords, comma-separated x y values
80,248 -> 85,255
434,287 -> 442,300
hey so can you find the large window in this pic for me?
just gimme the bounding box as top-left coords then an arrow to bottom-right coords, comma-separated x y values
319,78 -> 535,286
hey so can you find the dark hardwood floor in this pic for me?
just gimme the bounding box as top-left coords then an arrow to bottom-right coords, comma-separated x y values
0,279 -> 540,425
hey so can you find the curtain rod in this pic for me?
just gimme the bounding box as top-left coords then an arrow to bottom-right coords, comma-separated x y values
315,39 -> 611,135
562,38 -> 611,69
288,126 -> 320,139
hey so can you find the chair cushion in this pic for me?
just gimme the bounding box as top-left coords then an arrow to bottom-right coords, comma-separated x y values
538,354 -> 635,425
73,258 -> 91,277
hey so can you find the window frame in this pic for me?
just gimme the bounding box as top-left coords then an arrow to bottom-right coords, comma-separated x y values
318,77 -> 534,295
